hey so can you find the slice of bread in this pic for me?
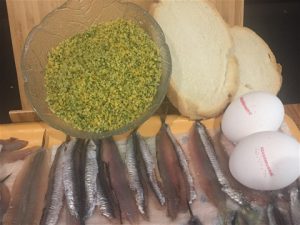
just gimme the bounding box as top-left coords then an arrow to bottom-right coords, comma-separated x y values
151,0 -> 239,119
231,26 -> 282,98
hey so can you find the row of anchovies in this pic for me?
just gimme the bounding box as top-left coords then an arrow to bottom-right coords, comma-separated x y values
2,121 -> 299,225
193,121 -> 300,225
56,138 -> 116,225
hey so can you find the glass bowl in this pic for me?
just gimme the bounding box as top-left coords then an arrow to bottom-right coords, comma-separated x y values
21,0 -> 171,139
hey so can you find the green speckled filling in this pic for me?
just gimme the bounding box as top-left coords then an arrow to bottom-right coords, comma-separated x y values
45,19 -> 161,132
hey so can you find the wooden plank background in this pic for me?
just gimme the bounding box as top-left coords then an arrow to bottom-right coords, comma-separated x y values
6,0 -> 244,111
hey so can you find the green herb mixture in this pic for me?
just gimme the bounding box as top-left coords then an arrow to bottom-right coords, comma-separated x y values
45,19 -> 161,132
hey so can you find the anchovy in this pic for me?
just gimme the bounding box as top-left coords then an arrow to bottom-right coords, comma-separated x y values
228,211 -> 250,225
95,140 -> 116,219
84,140 -> 98,219
0,146 -> 38,164
186,124 -> 228,219
273,192 -> 293,225
101,137 -> 139,224
126,134 -> 147,216
135,132 -> 165,206
290,187 -> 300,225
156,124 -> 189,220
3,148 -> 50,225
63,138 -> 86,225
164,123 -> 197,204
96,176 -> 114,219
215,132 -> 272,206
195,121 -> 248,207
40,143 -> 66,225
267,204 -> 278,225
0,175 -> 11,224
0,138 -> 28,152
227,205 -> 267,225
63,139 -> 78,219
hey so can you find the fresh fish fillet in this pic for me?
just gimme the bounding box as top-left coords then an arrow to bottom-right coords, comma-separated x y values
101,137 -> 139,224
95,140 -> 116,219
0,146 -> 38,164
185,123 -> 230,222
63,139 -> 78,219
84,140 -> 98,219
164,123 -> 197,204
0,138 -> 28,152
136,132 -> 165,206
0,175 -> 10,225
195,122 -> 248,207
126,134 -> 147,216
3,148 -> 50,225
229,210 -> 250,225
63,138 -> 86,225
267,204 -> 280,225
40,143 -> 66,225
273,192 -> 293,225
267,204 -> 288,225
156,123 -> 189,220
216,132 -> 272,206
290,187 -> 300,225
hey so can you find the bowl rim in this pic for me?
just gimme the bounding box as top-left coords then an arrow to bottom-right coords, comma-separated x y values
21,0 -> 172,139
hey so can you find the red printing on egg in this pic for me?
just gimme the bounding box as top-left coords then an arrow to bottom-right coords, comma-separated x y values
260,146 -> 274,177
240,96 -> 252,115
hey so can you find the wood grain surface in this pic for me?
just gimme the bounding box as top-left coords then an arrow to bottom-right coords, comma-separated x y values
9,104 -> 300,133
6,0 -> 244,110
6,0 -> 66,110
285,104 -> 300,129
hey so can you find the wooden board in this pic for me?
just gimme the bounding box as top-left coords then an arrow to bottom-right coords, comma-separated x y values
6,0 -> 244,110
6,0 -> 67,110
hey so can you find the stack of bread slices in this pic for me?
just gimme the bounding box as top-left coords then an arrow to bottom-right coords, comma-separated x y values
150,0 -> 282,119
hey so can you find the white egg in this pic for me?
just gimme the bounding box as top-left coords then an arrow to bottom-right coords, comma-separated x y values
221,91 -> 284,143
229,131 -> 300,190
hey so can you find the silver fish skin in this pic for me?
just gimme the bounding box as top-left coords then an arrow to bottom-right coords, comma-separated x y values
290,187 -> 300,225
195,121 -> 248,207
230,204 -> 268,225
136,133 -> 165,206
126,134 -> 146,215
40,143 -> 66,225
274,192 -> 293,225
96,176 -> 114,219
164,123 -> 197,204
267,204 -> 277,225
0,138 -> 28,152
3,148 -> 50,225
101,138 -> 139,224
63,139 -> 78,218
144,136 -> 163,185
84,140 -> 98,220
94,140 -> 115,219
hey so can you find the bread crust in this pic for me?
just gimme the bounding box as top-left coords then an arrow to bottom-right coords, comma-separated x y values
231,26 -> 282,98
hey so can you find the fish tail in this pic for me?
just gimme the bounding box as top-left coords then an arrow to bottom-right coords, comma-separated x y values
0,174 -> 11,183
96,142 -> 119,220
